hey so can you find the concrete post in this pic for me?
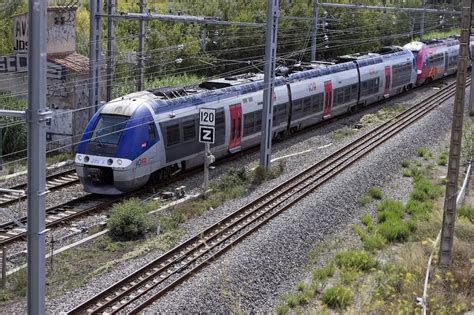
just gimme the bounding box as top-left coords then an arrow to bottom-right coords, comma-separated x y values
89,0 -> 103,117
137,0 -> 145,91
311,0 -> 319,62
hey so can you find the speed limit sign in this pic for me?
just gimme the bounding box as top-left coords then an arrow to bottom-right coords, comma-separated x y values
199,108 -> 216,127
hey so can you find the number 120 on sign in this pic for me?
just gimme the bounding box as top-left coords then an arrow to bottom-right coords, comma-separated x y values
199,108 -> 216,126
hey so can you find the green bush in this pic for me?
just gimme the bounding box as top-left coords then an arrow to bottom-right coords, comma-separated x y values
361,233 -> 386,252
159,213 -> 186,233
108,198 -> 156,240
275,304 -> 290,315
312,263 -> 335,283
335,250 -> 378,271
414,178 -> 443,200
416,147 -> 430,158
359,194 -> 371,206
321,285 -> 352,309
405,199 -> 433,219
360,214 -> 373,227
437,152 -> 448,166
368,187 -> 383,200
212,167 -> 248,192
401,159 -> 410,168
378,219 -> 410,242
402,169 -> 412,177
340,270 -> 361,284
457,205 -> 474,223
376,199 -> 404,221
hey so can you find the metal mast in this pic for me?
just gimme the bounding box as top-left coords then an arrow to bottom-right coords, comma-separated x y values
27,0 -> 48,312
89,0 -> 102,117
311,0 -> 319,62
106,0 -> 115,101
137,0 -> 145,91
439,0 -> 472,266
260,0 -> 279,171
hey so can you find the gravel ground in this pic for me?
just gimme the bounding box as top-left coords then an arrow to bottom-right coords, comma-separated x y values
0,80 -> 461,313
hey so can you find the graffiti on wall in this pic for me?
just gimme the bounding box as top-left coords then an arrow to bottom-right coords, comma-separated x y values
13,15 -> 28,52
0,54 -> 64,79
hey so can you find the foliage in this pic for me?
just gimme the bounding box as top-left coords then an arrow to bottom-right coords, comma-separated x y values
332,127 -> 355,141
457,205 -> 474,223
253,160 -> 286,184
334,250 -> 378,271
416,147 -> 431,159
358,194 -> 371,206
367,187 -> 383,200
438,151 -> 448,166
159,213 -> 186,233
401,159 -> 410,168
321,285 -> 352,309
0,94 -> 27,157
108,198 -> 156,240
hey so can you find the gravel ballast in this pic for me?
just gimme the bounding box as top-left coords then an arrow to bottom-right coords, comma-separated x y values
0,81 -> 462,313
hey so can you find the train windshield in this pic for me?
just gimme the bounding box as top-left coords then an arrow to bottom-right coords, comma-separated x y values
91,114 -> 129,145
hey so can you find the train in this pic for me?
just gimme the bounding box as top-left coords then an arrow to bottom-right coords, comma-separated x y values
75,37 -> 471,195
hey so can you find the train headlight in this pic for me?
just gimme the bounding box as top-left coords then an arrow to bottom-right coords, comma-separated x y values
117,159 -> 123,166
77,155 -> 82,161
107,159 -> 113,166
84,156 -> 90,163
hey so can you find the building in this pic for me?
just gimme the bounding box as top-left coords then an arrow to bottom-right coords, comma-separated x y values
0,6 -> 104,152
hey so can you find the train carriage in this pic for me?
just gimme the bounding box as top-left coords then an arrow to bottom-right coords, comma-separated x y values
74,43 -> 447,195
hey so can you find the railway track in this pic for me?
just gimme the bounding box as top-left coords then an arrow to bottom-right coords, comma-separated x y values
0,169 -> 79,208
68,78 -> 469,314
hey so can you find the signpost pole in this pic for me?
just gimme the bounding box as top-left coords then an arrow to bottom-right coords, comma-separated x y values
203,142 -> 210,193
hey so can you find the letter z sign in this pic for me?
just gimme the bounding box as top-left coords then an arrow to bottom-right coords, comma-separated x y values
199,126 -> 215,144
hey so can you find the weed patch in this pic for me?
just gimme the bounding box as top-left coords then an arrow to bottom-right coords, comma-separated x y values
367,187 -> 383,200
358,194 -> 371,206
321,285 -> 352,309
335,250 -> 378,271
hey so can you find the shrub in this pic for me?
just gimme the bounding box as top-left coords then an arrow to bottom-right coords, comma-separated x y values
335,250 -> 378,271
378,219 -> 410,242
361,233 -> 386,251
376,199 -> 404,220
402,169 -> 412,177
457,205 -> 474,223
405,199 -> 433,219
212,167 -> 248,192
108,198 -> 155,240
360,214 -> 373,227
416,147 -> 430,158
368,187 -> 383,200
401,159 -> 410,168
159,213 -> 186,233
359,194 -> 371,206
253,165 -> 267,184
321,286 -> 352,309
275,304 -> 290,315
340,270 -> 361,284
414,178 -> 443,199
438,152 -> 448,166
312,263 -> 335,283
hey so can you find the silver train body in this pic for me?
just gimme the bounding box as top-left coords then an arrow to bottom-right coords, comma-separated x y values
76,44 -> 447,195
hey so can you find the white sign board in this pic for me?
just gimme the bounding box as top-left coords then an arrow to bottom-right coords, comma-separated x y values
199,108 -> 216,126
199,126 -> 215,144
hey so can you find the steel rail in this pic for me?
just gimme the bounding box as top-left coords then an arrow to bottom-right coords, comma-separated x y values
68,78 -> 468,314
0,169 -> 79,207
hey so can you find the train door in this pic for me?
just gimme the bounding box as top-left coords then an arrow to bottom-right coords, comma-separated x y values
229,104 -> 242,151
444,52 -> 449,74
323,80 -> 332,117
384,66 -> 391,97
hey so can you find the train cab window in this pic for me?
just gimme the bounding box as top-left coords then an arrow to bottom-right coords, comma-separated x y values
166,124 -> 180,146
91,114 -> 129,145
148,123 -> 156,141
183,120 -> 196,142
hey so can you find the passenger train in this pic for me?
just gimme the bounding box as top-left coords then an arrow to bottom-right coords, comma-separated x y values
75,37 -> 472,195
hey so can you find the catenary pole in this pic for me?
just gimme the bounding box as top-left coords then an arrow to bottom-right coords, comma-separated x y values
260,0 -> 279,171
420,0 -> 426,41
439,0 -> 472,267
311,0 -> 319,62
469,34 -> 474,111
89,0 -> 103,117
106,0 -> 115,101
27,0 -> 48,312
137,0 -> 145,91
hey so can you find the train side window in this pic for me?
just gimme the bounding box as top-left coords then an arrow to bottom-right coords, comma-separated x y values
312,93 -> 323,112
182,120 -> 196,142
148,123 -> 156,141
244,112 -> 255,136
166,124 -> 180,146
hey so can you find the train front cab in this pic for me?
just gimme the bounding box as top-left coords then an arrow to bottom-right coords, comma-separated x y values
75,103 -> 159,195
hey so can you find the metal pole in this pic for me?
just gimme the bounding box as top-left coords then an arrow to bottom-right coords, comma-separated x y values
1,247 -> 6,289
27,0 -> 48,311
89,0 -> 103,117
311,0 -> 319,62
106,0 -> 115,101
469,51 -> 474,111
202,26 -> 207,52
439,0 -> 472,267
137,0 -> 145,91
203,142 -> 209,192
420,1 -> 426,41
260,0 -> 279,171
